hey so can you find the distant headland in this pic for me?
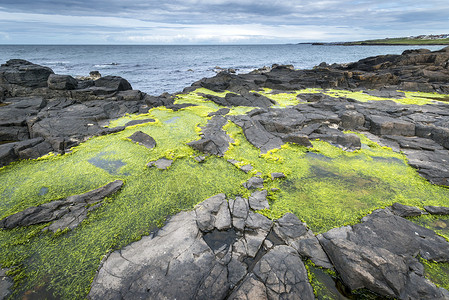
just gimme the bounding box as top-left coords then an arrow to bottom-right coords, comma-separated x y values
306,34 -> 449,46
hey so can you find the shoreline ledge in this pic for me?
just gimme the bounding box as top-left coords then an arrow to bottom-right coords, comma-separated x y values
1,46 -> 449,299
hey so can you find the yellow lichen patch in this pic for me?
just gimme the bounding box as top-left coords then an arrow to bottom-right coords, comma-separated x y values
175,88 -> 257,115
106,112 -> 156,128
420,258 -> 449,291
319,89 -> 449,105
258,87 -> 449,106
2,85 -> 449,298
255,88 -> 321,108
190,87 -> 232,98
173,90 -> 222,111
254,88 -> 302,108
410,215 -> 449,290
0,105 -> 250,299
402,91 -> 449,104
228,106 -> 256,116
223,122 -> 449,233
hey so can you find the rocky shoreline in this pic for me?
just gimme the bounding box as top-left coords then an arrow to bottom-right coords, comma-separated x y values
1,46 -> 449,299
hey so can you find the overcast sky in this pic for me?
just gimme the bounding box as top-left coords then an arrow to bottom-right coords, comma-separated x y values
0,0 -> 448,44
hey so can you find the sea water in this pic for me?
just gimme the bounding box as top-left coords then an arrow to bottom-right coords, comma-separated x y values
0,44 -> 445,95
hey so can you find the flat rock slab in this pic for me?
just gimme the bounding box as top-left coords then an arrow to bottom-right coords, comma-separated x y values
0,268 -> 13,300
248,190 -> 269,210
318,209 -> 449,299
124,119 -> 155,127
0,180 -> 124,232
147,158 -> 173,170
127,131 -> 156,149
270,172 -> 286,180
243,177 -> 264,189
195,193 -> 231,232
187,115 -> 233,157
424,206 -> 449,215
89,195 -> 315,300
274,213 -> 333,269
391,202 -> 424,217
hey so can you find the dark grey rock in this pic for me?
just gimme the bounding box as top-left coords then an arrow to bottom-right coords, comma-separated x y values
194,155 -> 206,163
270,172 -> 286,180
231,115 -> 284,153
124,119 -> 155,127
239,164 -> 253,173
336,133 -> 361,150
89,194 -> 278,300
127,131 -> 156,149
431,126 -> 449,149
298,93 -> 328,102
424,206 -> 449,215
340,110 -> 365,130
274,213 -> 333,269
383,135 -> 445,151
195,193 -> 231,232
208,107 -> 230,117
0,268 -> 13,300
203,91 -> 275,108
248,190 -> 269,211
391,202 -> 424,217
243,177 -> 264,189
0,137 -> 53,167
47,74 -> 78,90
363,90 -> 406,99
281,134 -> 312,147
147,158 -> 173,170
231,196 -> 249,231
227,158 -> 239,165
245,211 -> 272,232
0,59 -> 53,87
0,180 -> 124,232
402,149 -> 449,186
319,209 -> 449,299
89,210 -> 227,300
228,276 -> 268,300
250,245 -> 314,300
367,115 -> 415,136
187,115 -> 234,157
94,75 -> 132,91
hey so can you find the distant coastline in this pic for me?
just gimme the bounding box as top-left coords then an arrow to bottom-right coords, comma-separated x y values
305,34 -> 449,46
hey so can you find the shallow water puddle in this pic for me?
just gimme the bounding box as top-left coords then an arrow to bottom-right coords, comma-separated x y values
87,152 -> 126,175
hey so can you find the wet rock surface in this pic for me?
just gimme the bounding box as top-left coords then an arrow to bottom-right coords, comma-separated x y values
147,158 -> 173,170
0,180 -> 123,232
0,60 -> 151,167
2,48 -> 449,185
2,47 -> 449,299
318,207 -> 449,299
0,268 -> 13,300
127,131 -> 156,149
187,115 -> 234,156
89,197 -> 449,299
89,193 -> 317,300
184,47 -> 449,184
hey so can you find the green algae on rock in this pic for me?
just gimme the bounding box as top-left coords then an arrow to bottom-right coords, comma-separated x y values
256,87 -> 449,106
0,105 -> 250,299
2,50 -> 449,298
223,121 -> 449,233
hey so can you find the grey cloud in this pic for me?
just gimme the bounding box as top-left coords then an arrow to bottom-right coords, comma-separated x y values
0,0 -> 448,44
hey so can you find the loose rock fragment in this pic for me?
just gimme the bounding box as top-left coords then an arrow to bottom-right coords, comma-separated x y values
0,180 -> 124,232
243,177 -> 264,189
127,131 -> 156,149
147,158 -> 173,170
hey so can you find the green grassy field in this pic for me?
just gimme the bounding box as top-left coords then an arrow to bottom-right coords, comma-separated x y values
343,37 -> 449,45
